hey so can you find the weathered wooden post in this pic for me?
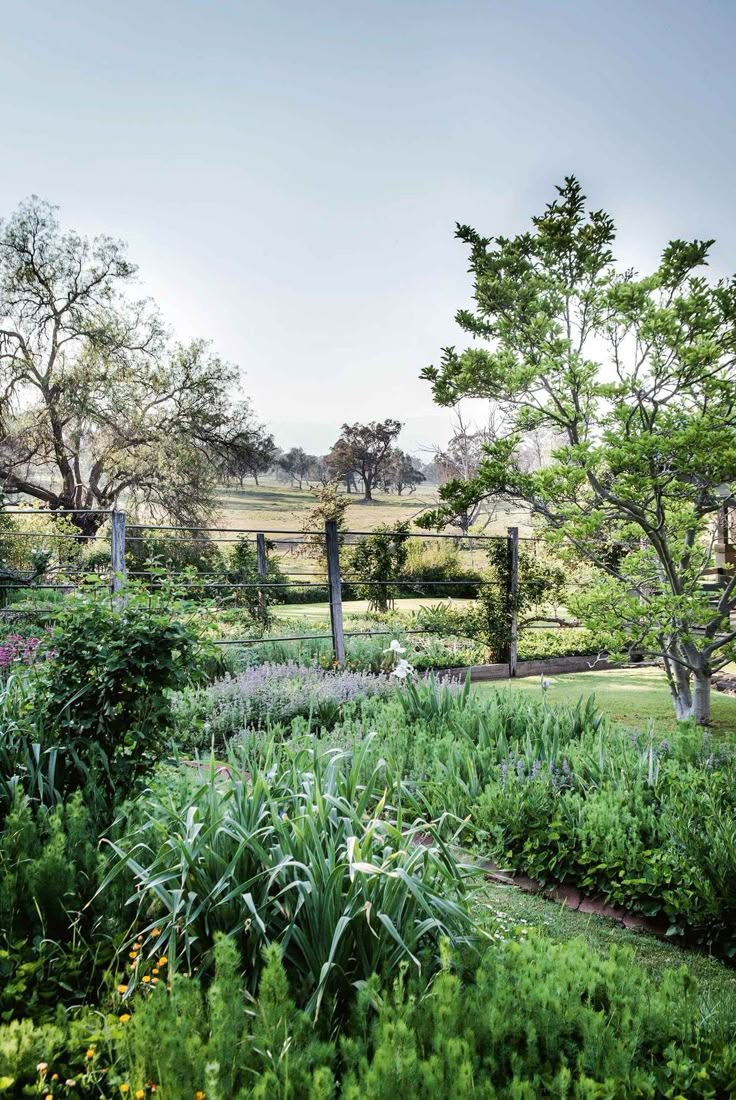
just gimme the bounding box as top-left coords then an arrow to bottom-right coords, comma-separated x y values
507,526 -> 519,678
256,531 -> 268,625
325,520 -> 345,666
111,509 -> 127,611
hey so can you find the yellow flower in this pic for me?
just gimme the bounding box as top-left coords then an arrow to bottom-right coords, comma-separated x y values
152,967 -> 159,975
86,1047 -> 95,1059
136,1092 -> 145,1099
45,1094 -> 53,1100
195,1092 -> 206,1100
151,928 -> 161,937
142,975 -> 151,983
119,1013 -> 131,1023
51,1075 -> 59,1083
129,950 -> 138,960
120,1087 -> 130,1095
117,983 -> 129,994
157,957 -> 168,967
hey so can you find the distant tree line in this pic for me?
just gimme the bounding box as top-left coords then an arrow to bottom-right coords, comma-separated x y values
222,419 -> 433,501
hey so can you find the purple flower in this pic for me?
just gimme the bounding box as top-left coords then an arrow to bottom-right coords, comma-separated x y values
205,661 -> 395,734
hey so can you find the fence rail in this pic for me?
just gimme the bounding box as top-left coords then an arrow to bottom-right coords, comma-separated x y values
0,508 -> 528,675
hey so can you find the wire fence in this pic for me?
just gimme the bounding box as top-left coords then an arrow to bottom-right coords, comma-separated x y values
0,507 -> 589,674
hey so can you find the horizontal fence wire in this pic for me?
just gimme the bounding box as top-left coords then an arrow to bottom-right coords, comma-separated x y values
0,507 -> 572,666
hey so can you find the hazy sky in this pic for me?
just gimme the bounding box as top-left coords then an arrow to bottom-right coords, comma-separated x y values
1,0 -> 735,453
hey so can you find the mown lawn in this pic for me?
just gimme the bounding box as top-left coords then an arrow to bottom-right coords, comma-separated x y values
476,666 -> 736,737
272,597 -> 476,621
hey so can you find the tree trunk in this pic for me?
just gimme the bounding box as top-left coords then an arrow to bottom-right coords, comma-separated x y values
665,653 -> 711,725
691,670 -> 711,726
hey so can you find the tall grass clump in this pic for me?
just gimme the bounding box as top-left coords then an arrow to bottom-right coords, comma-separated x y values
102,736 -> 478,1019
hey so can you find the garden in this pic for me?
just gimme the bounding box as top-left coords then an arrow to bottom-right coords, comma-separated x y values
1,576 -> 735,1097
3,171 -> 736,1100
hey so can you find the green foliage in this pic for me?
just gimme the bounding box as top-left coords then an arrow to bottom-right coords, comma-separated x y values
420,176 -> 736,721
341,936 -> 736,1098
8,934 -> 733,1097
37,589 -> 209,796
102,739 -> 478,1019
349,522 -> 411,612
125,526 -> 224,576
0,792 -> 112,1022
400,538 -> 483,599
120,938 -> 335,1098
467,540 -> 567,662
217,536 -> 288,624
386,677 -> 736,955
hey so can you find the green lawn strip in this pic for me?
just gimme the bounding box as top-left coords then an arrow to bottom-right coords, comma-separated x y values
473,878 -> 736,1004
271,597 -> 476,622
474,667 -> 736,737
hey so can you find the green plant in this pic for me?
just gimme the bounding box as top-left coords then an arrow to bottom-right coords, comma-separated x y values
401,538 -> 482,599
349,522 -> 411,612
37,588 -> 210,796
0,791 -> 117,1023
467,540 -> 567,662
102,738 -> 478,1020
218,536 -> 288,624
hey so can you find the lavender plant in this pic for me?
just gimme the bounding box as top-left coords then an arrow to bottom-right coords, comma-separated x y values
202,661 -> 395,738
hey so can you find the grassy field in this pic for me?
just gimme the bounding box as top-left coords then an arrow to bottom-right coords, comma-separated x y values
216,477 -> 532,536
477,666 -> 736,737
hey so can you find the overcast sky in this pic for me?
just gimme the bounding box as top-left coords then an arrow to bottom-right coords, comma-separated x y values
1,0 -> 734,453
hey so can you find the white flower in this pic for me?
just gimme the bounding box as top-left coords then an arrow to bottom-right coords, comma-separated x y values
384,639 -> 406,655
391,658 -> 415,680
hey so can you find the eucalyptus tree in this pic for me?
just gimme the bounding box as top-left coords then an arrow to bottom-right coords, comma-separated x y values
327,419 -> 402,501
0,196 -> 267,534
420,177 -> 736,723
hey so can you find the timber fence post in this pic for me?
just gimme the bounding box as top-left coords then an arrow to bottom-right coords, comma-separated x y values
256,531 -> 268,625
111,509 -> 127,611
325,520 -> 345,666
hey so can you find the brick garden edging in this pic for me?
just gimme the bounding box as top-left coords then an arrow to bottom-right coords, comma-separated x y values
412,834 -> 668,938
475,856 -> 668,936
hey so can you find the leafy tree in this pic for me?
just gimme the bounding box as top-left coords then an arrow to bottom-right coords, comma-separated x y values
220,405 -> 276,487
278,446 -> 317,489
421,176 -> 736,723
220,536 -> 286,625
350,521 -> 411,612
0,197 -> 267,533
383,449 -> 427,495
327,419 -> 402,501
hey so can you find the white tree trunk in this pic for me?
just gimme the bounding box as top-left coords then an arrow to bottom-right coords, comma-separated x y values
691,671 -> 711,726
666,658 -> 711,725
